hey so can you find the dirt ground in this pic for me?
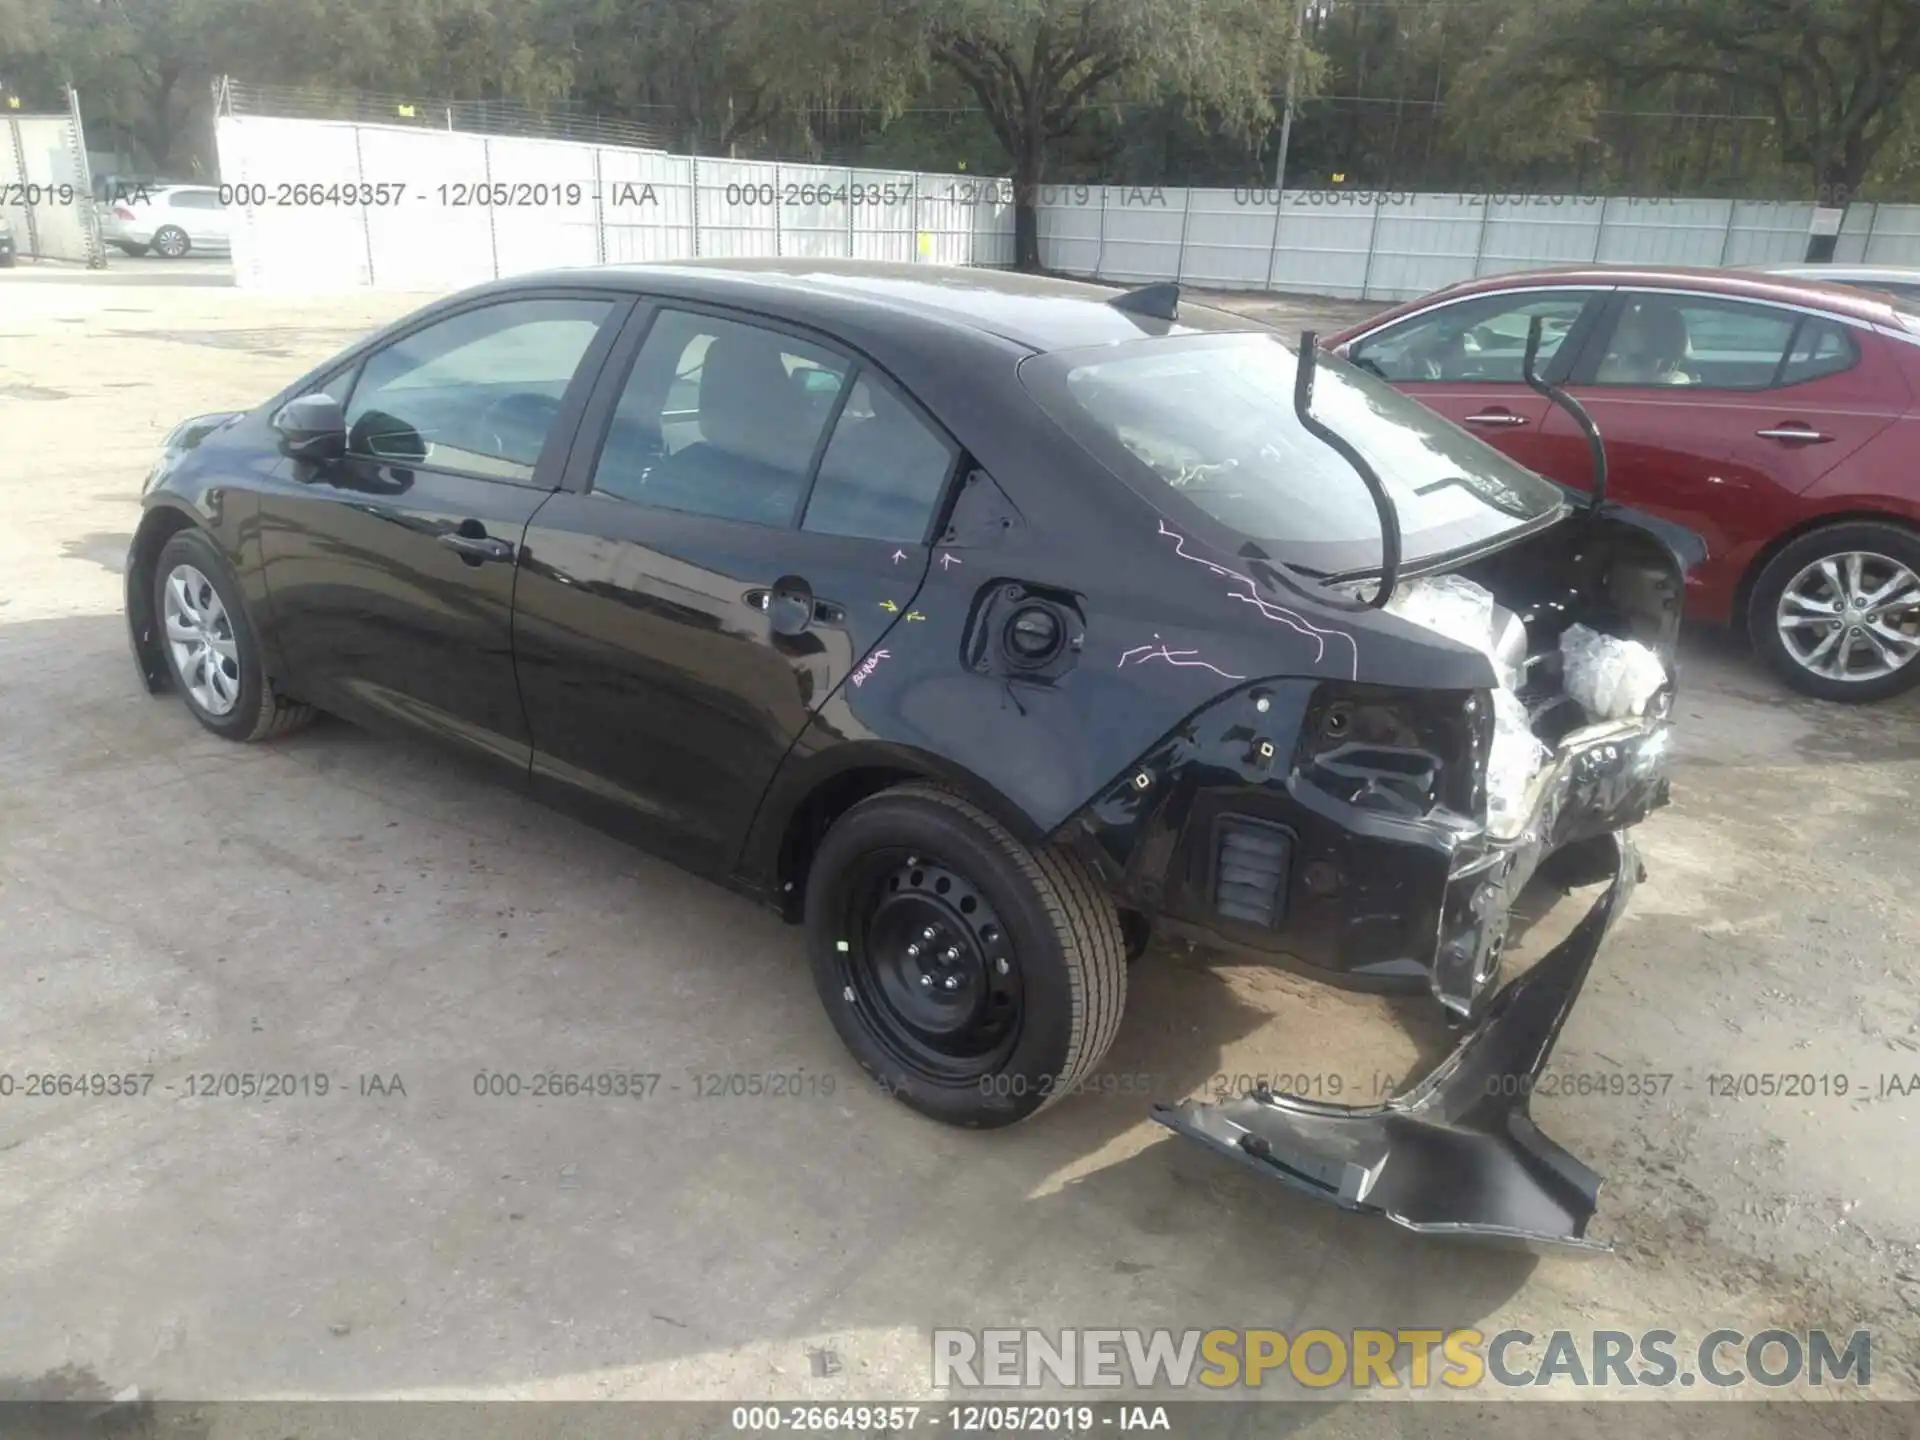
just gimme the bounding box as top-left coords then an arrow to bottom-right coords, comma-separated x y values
1,262 -> 1917,1424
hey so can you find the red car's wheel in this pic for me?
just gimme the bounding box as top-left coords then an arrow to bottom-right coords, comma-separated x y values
1749,521 -> 1920,703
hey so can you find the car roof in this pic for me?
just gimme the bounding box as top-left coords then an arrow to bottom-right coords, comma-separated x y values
1370,263 -> 1910,329
507,259 -> 1265,353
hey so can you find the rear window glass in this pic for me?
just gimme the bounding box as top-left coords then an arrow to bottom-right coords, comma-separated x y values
1021,331 -> 1566,574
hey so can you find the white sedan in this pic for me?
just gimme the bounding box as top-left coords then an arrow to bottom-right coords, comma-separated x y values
102,185 -> 232,259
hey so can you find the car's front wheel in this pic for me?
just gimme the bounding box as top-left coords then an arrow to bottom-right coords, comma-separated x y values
1749,521 -> 1920,702
805,785 -> 1127,1128
152,529 -> 314,741
152,225 -> 191,259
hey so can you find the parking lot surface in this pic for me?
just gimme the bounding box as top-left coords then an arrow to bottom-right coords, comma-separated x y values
2,272 -> 1918,1416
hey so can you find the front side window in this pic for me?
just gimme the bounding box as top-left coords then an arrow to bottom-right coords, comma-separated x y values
1350,291 -> 1593,384
592,308 -> 849,527
1023,331 -> 1567,574
343,297 -> 614,481
1589,294 -> 1853,390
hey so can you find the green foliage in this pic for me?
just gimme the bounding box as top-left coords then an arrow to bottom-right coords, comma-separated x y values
2,0 -> 1914,206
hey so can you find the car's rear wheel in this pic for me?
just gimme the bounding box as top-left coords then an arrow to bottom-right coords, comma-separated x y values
153,529 -> 314,741
1749,521 -> 1920,703
152,225 -> 190,259
804,784 -> 1127,1128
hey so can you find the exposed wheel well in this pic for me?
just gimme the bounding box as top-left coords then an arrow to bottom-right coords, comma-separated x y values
1734,510 -> 1919,637
774,766 -> 923,920
126,507 -> 199,692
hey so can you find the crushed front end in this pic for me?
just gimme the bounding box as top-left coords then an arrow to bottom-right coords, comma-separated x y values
1059,506 -> 1698,1249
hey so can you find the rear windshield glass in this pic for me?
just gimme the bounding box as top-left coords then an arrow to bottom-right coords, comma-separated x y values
1021,331 -> 1567,573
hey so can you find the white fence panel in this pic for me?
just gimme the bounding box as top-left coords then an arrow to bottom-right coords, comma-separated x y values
1091,186 -> 1185,283
850,168 -> 919,263
1036,189 -> 1104,276
600,150 -> 692,264
1481,197 -> 1606,276
775,161 -> 851,258
1593,198 -> 1733,266
217,115 -> 1920,299
1720,201 -> 1817,265
484,135 -> 602,276
1858,205 -> 1920,267
357,126 -> 495,290
1176,189 -> 1276,289
2,111 -> 102,265
219,118 -> 368,289
1365,194 -> 1483,299
695,158 -> 780,259
1267,197 -> 1374,297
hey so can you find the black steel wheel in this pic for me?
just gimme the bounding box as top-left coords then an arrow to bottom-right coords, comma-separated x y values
805,784 -> 1127,1128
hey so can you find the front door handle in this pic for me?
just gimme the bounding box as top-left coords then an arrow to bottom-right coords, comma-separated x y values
439,528 -> 517,564
1756,425 -> 1832,444
1463,410 -> 1529,428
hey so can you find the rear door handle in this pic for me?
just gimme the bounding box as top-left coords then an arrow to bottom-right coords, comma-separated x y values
1756,425 -> 1832,444
439,530 -> 517,564
1464,410 -> 1529,428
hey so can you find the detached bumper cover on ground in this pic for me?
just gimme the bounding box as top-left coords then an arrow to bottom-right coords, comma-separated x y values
1154,824 -> 1641,1252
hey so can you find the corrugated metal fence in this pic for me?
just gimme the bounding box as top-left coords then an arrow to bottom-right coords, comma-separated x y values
215,115 -> 1920,297
2,98 -> 106,267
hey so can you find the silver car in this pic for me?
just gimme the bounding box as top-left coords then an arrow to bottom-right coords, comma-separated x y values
102,184 -> 232,259
1755,263 -> 1920,305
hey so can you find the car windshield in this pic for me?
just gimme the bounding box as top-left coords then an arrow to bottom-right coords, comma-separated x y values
1022,330 -> 1567,574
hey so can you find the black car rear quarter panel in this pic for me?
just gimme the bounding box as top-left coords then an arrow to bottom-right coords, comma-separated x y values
737,405 -> 1506,916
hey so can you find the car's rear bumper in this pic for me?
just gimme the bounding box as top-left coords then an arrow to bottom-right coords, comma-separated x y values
1152,828 -> 1636,1251
1060,677 -> 1670,1017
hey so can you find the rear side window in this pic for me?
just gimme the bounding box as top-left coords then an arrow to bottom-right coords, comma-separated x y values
802,376 -> 956,543
1777,317 -> 1858,385
170,190 -> 221,210
591,308 -> 849,527
1590,294 -> 1856,390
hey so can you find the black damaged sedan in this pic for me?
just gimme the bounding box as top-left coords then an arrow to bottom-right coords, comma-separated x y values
127,261 -> 1699,1248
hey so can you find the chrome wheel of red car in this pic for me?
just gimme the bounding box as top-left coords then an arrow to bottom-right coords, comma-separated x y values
1775,551 -> 1920,684
1751,522 -> 1920,702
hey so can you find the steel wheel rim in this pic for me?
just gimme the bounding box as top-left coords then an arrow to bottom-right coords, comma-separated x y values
1776,550 -> 1920,684
839,851 -> 1022,1083
162,563 -> 241,715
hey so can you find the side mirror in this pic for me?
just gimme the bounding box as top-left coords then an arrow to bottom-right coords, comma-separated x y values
272,393 -> 347,463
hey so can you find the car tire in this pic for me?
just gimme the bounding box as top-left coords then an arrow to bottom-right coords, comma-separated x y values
152,225 -> 191,259
1748,520 -> 1920,703
805,783 -> 1127,1128
152,529 -> 315,742
115,242 -> 150,257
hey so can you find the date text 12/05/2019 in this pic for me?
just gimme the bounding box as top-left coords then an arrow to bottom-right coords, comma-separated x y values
215,182 -> 666,208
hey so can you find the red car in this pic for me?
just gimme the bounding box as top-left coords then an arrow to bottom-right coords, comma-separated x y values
1328,267 -> 1920,702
